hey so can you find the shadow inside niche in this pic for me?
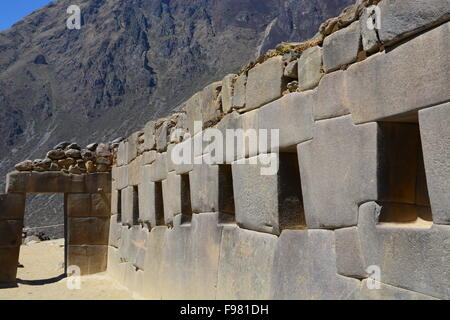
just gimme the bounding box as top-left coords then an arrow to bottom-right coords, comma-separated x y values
16,274 -> 67,286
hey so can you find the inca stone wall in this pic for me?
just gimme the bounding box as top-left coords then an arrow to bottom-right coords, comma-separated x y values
106,0 -> 450,300
1,0 -> 449,299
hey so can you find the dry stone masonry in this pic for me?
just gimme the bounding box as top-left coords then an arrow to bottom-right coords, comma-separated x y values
1,0 -> 449,299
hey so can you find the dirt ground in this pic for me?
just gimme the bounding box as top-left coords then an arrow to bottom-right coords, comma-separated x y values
0,239 -> 135,300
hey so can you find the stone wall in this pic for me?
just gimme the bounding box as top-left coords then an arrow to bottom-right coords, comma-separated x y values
107,0 -> 450,300
1,0 -> 449,299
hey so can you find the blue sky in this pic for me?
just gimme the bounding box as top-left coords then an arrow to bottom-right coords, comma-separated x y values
0,1 -> 53,31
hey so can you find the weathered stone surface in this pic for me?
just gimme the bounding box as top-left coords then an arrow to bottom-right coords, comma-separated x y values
121,186 -> 136,226
67,245 -> 108,275
143,120 -> 156,152
172,136 -> 194,175
232,154 -> 278,234
359,280 -> 437,300
158,213 -> 223,300
419,103 -> 450,225
0,193 -> 25,220
162,172 -> 182,225
222,74 -> 237,114
127,155 -> 142,187
0,220 -> 23,247
165,144 -> 176,172
0,246 -> 20,283
142,150 -> 157,165
232,73 -> 247,110
126,132 -> 139,164
312,70 -> 350,120
91,193 -> 111,217
360,6 -> 381,53
298,116 -> 378,228
117,141 -> 127,167
138,167 -> 156,226
377,0 -> 450,45
189,163 -> 218,213
284,59 -> 298,79
323,21 -> 361,73
14,160 -> 34,172
142,226 -> 169,299
118,226 -> 141,264
114,166 -> 129,190
109,215 -> 122,248
186,92 -> 203,136
244,56 -> 288,112
66,193 -> 91,217
345,22 -> 450,124
156,121 -> 170,152
217,226 -> 277,300
335,227 -> 366,279
6,172 -> 80,194
201,81 -> 222,128
107,246 -> 126,283
149,152 -> 167,182
67,217 -> 110,245
133,226 -> 149,271
358,202 -> 450,299
258,92 -> 314,152
298,46 -> 323,91
271,230 -> 360,300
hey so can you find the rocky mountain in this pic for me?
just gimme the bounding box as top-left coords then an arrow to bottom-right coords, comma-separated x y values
0,0 -> 353,237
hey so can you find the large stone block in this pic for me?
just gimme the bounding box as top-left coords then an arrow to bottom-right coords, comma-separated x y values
162,172 -> 182,225
258,92 -> 314,152
419,103 -> 450,225
217,226 -> 277,300
189,163 -> 218,213
138,168 -> 156,227
323,21 -> 361,73
358,202 -> 450,299
6,172 -> 85,194
0,193 -> 25,220
67,245 -> 108,275
142,226 -> 169,299
0,246 -> 20,283
156,120 -> 170,152
297,46 -> 323,91
312,70 -> 350,120
345,22 -> 450,124
116,141 -> 127,167
107,246 -> 126,283
335,227 -> 366,279
244,56 -> 288,112
377,0 -> 450,45
126,132 -> 139,164
118,226 -> 141,264
133,226 -> 149,271
0,220 -> 23,247
222,74 -> 237,114
149,152 -> 167,182
186,91 -> 203,136
84,173 -> 111,194
200,81 -> 222,128
67,193 -> 111,218
121,186 -> 137,226
159,213 -> 223,300
233,153 -> 305,235
142,150 -> 157,165
67,217 -> 110,245
143,120 -> 156,152
271,230 -> 360,300
109,215 -> 122,248
232,73 -> 247,110
127,156 -> 142,187
115,166 -> 129,190
232,154 -> 272,234
298,116 -> 378,229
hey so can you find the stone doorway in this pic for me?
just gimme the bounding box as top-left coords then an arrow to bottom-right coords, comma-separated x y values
0,171 -> 111,284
